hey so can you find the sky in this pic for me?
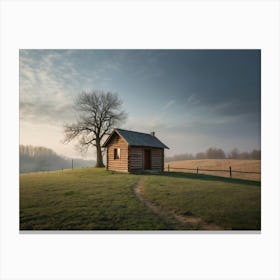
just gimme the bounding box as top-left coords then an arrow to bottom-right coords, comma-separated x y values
19,49 -> 261,159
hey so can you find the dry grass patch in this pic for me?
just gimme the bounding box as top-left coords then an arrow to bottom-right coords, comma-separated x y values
165,159 -> 261,181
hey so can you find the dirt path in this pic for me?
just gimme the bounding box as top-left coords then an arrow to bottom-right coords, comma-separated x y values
133,179 -> 222,230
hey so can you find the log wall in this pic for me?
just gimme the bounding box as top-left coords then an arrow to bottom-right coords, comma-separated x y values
128,146 -> 164,172
151,148 -> 164,171
107,134 -> 129,172
128,147 -> 143,171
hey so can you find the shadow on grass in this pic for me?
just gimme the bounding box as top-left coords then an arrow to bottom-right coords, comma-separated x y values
146,171 -> 261,186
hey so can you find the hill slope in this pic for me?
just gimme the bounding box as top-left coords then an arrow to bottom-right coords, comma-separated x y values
20,168 -> 261,230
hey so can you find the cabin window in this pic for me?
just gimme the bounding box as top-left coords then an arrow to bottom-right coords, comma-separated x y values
114,148 -> 120,159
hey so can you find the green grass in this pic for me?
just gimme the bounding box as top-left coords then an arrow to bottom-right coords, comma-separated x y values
140,172 -> 261,230
20,168 -> 261,230
20,168 -> 167,230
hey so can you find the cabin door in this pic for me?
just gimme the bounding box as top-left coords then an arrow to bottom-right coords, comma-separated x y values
144,149 -> 151,170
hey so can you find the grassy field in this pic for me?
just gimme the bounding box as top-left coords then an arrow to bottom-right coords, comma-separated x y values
20,168 -> 167,230
165,159 -> 261,181
141,173 -> 260,230
20,168 -> 261,230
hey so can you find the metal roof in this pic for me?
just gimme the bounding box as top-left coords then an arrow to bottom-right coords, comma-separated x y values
102,128 -> 169,149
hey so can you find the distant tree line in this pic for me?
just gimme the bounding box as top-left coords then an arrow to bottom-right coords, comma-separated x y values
20,145 -> 95,173
165,147 -> 261,162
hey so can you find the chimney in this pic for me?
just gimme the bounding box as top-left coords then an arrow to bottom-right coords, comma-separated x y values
150,132 -> 155,137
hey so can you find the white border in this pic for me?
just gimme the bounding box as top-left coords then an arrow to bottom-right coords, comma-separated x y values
1,1 -> 280,280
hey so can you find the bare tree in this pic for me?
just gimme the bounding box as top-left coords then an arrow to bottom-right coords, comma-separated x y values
63,90 -> 127,167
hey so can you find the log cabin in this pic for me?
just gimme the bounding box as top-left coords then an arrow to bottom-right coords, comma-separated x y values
102,128 -> 169,173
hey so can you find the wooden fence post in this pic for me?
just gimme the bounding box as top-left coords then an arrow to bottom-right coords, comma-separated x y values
168,164 -> 170,172
197,167 -> 198,174
229,166 -> 232,178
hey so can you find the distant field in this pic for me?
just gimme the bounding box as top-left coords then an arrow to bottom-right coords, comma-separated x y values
20,168 -> 261,230
165,159 -> 261,181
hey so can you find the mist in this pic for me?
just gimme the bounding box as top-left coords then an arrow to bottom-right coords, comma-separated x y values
20,145 -> 96,173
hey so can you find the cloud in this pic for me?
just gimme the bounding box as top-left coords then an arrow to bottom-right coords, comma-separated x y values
19,99 -> 75,125
162,99 -> 175,111
19,50 -> 81,125
19,50 -> 261,159
186,93 -> 199,105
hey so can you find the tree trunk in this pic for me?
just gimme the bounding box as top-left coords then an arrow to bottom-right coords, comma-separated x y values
95,139 -> 105,168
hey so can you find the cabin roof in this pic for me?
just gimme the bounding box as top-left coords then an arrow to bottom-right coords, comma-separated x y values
102,128 -> 169,149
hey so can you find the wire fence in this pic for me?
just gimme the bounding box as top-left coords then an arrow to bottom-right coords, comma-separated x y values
165,165 -> 261,178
